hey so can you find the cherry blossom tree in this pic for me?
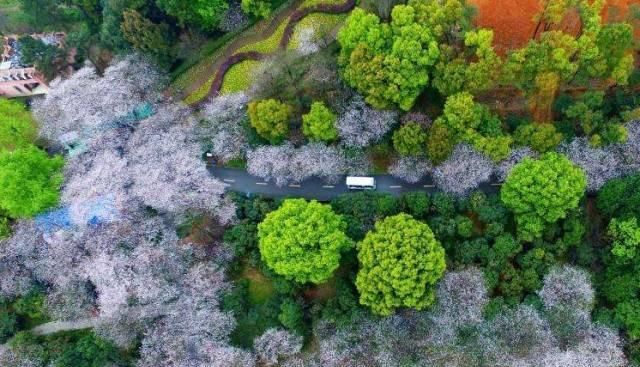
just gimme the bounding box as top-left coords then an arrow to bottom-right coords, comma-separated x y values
32,55 -> 163,145
246,143 -> 350,186
538,265 -> 594,312
388,157 -> 432,183
199,93 -> 250,163
561,138 -> 625,192
433,145 -> 494,196
336,95 -> 398,148
254,328 -> 303,366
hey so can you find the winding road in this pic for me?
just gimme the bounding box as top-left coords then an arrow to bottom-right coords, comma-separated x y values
208,165 -> 501,200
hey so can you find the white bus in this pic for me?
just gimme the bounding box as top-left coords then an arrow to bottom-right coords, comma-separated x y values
346,176 -> 376,190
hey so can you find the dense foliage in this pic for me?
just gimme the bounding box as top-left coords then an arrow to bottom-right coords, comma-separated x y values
258,199 -> 353,284
356,213 -> 446,315
501,152 -> 587,241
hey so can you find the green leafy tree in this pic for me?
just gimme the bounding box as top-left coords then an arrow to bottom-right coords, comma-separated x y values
435,92 -> 512,161
241,0 -> 271,18
597,174 -> 640,219
302,102 -> 338,143
426,121 -> 455,164
560,91 -> 627,147
501,152 -> 586,241
53,332 -> 124,367
248,99 -> 292,144
392,122 -> 427,156
278,298 -> 304,334
258,199 -> 353,284
337,6 -> 440,110
355,213 -> 446,316
121,9 -> 174,65
155,0 -> 228,30
513,122 -> 563,153
0,146 -> 64,218
0,99 -> 38,151
433,29 -> 501,96
608,217 -> 640,263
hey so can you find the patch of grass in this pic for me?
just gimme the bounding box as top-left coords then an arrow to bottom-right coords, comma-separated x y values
183,76 -> 215,105
237,20 -> 288,54
369,142 -> 394,174
287,12 -> 346,50
242,266 -> 275,305
225,157 -> 247,169
301,0 -> 346,8
220,59 -> 263,94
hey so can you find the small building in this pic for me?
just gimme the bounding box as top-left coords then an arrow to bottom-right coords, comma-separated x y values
0,32 -> 65,98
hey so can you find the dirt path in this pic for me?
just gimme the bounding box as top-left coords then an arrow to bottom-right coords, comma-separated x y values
31,318 -> 103,336
179,0 -> 304,100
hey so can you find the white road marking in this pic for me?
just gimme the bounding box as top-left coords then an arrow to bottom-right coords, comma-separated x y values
289,184 -> 301,188
223,179 -> 236,183
491,183 -> 503,186
322,185 -> 335,189
423,184 -> 435,188
255,182 -> 268,186
389,185 -> 402,189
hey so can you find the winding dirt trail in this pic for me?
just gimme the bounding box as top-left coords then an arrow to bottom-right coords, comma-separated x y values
188,0 -> 356,107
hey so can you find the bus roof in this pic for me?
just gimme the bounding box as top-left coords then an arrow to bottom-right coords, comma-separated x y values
346,176 -> 375,186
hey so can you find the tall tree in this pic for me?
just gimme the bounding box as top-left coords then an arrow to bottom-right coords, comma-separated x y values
356,213 -> 446,316
0,100 -> 37,151
258,199 -> 353,284
501,152 -> 587,241
0,146 -> 64,218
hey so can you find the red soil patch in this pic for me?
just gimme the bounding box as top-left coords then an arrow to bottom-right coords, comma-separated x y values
469,0 -> 640,53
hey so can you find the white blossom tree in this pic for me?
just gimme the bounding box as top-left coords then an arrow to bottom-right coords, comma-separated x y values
561,138 -> 625,192
199,93 -> 250,163
538,265 -> 594,312
336,95 -> 398,148
247,143 -> 349,186
388,157 -> 432,183
254,328 -> 303,366
32,55 -> 163,144
433,145 -> 494,196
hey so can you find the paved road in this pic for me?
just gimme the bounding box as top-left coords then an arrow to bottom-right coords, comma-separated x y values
208,166 -> 501,200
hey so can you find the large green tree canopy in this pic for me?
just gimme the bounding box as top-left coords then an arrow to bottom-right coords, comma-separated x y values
0,146 -> 64,218
0,99 -> 38,151
257,199 -> 353,284
356,213 -> 446,316
337,5 -> 440,111
501,152 -> 587,241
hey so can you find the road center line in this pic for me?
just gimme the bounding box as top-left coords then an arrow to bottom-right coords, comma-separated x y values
423,184 -> 435,188
491,183 -> 503,186
389,185 -> 402,189
255,182 -> 268,186
322,185 -> 335,189
289,184 -> 301,188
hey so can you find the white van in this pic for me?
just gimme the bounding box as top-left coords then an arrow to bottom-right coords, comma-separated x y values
346,176 -> 376,190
